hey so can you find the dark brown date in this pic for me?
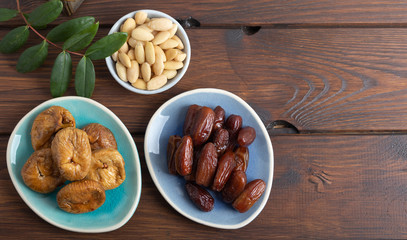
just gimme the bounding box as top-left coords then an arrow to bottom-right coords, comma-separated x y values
185,182 -> 214,212
212,128 -> 229,157
183,104 -> 201,136
225,114 -> 242,136
234,146 -> 249,172
196,142 -> 218,187
174,135 -> 193,176
221,170 -> 247,203
190,106 -> 215,146
237,127 -> 256,147
212,151 -> 236,192
167,135 -> 181,175
184,146 -> 202,181
213,106 -> 225,131
232,179 -> 266,213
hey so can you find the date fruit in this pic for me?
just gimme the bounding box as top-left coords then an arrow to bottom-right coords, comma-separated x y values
174,135 -> 193,176
237,127 -> 256,147
234,146 -> 249,172
196,142 -> 218,187
167,135 -> 181,175
212,151 -> 236,192
225,114 -> 242,136
185,182 -> 214,212
232,179 -> 266,213
183,104 -> 201,136
213,106 -> 225,131
222,170 -> 247,203
191,106 -> 215,146
212,128 -> 229,157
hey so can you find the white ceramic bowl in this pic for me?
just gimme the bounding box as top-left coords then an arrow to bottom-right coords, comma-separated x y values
7,97 -> 142,233
106,10 -> 191,94
144,88 -> 274,229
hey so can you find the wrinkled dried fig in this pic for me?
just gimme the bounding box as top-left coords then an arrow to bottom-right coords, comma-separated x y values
21,148 -> 65,193
82,123 -> 117,151
57,179 -> 105,214
31,106 -> 75,150
51,127 -> 91,181
86,148 -> 126,190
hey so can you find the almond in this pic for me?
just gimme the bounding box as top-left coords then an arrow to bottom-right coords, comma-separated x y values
174,52 -> 186,62
165,49 -> 179,61
147,75 -> 168,90
131,79 -> 147,89
141,62 -> 151,82
127,60 -> 139,83
118,52 -> 131,68
154,45 -> 166,62
159,39 -> 179,50
168,23 -> 178,38
145,42 -> 155,65
172,35 -> 184,50
132,27 -> 154,41
135,11 -> 148,25
148,18 -> 173,31
135,42 -> 145,64
162,69 -> 177,79
164,61 -> 183,70
116,62 -> 127,82
122,18 -> 136,40
152,31 -> 170,45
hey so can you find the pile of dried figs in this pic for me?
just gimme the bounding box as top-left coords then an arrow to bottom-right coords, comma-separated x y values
167,104 -> 265,213
21,106 -> 126,214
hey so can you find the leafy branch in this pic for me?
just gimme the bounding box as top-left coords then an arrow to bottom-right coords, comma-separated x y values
0,0 -> 127,97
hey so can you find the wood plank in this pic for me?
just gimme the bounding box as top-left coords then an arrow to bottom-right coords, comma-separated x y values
1,28 -> 407,133
2,134 -> 407,238
2,0 -> 407,26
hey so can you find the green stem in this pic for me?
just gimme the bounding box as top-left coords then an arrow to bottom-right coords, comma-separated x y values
16,0 -> 84,57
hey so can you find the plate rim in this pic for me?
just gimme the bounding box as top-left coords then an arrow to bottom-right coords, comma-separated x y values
6,96 -> 142,233
144,88 -> 274,229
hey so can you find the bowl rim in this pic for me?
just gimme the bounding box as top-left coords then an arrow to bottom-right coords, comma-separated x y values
105,9 -> 191,95
6,96 -> 142,233
144,88 -> 274,229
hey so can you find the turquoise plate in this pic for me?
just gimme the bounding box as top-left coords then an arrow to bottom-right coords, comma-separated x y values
6,97 -> 142,233
144,88 -> 274,229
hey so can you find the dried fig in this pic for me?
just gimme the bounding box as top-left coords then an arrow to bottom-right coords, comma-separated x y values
51,127 -> 91,181
31,106 -> 75,150
57,179 -> 105,214
21,148 -> 65,193
86,148 -> 126,190
82,123 -> 117,151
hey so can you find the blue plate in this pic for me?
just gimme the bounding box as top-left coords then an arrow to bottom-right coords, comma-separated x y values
144,88 -> 274,229
6,97 -> 142,233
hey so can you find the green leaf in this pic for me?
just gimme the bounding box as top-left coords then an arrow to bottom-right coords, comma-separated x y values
63,22 -> 99,52
47,16 -> 95,43
0,8 -> 18,22
85,32 -> 128,60
50,51 -> 72,97
16,40 -> 49,73
75,56 -> 95,98
0,26 -> 29,53
27,0 -> 63,27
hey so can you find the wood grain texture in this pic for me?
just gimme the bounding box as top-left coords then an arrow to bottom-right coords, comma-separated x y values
3,0 -> 407,26
1,28 -> 407,133
2,134 -> 407,238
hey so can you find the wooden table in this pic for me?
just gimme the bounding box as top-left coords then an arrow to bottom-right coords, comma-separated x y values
2,0 -> 407,238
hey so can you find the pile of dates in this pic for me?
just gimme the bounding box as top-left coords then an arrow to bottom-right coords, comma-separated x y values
167,104 -> 265,213
21,106 -> 126,214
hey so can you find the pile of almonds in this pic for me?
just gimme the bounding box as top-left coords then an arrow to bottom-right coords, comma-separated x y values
112,11 -> 187,91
